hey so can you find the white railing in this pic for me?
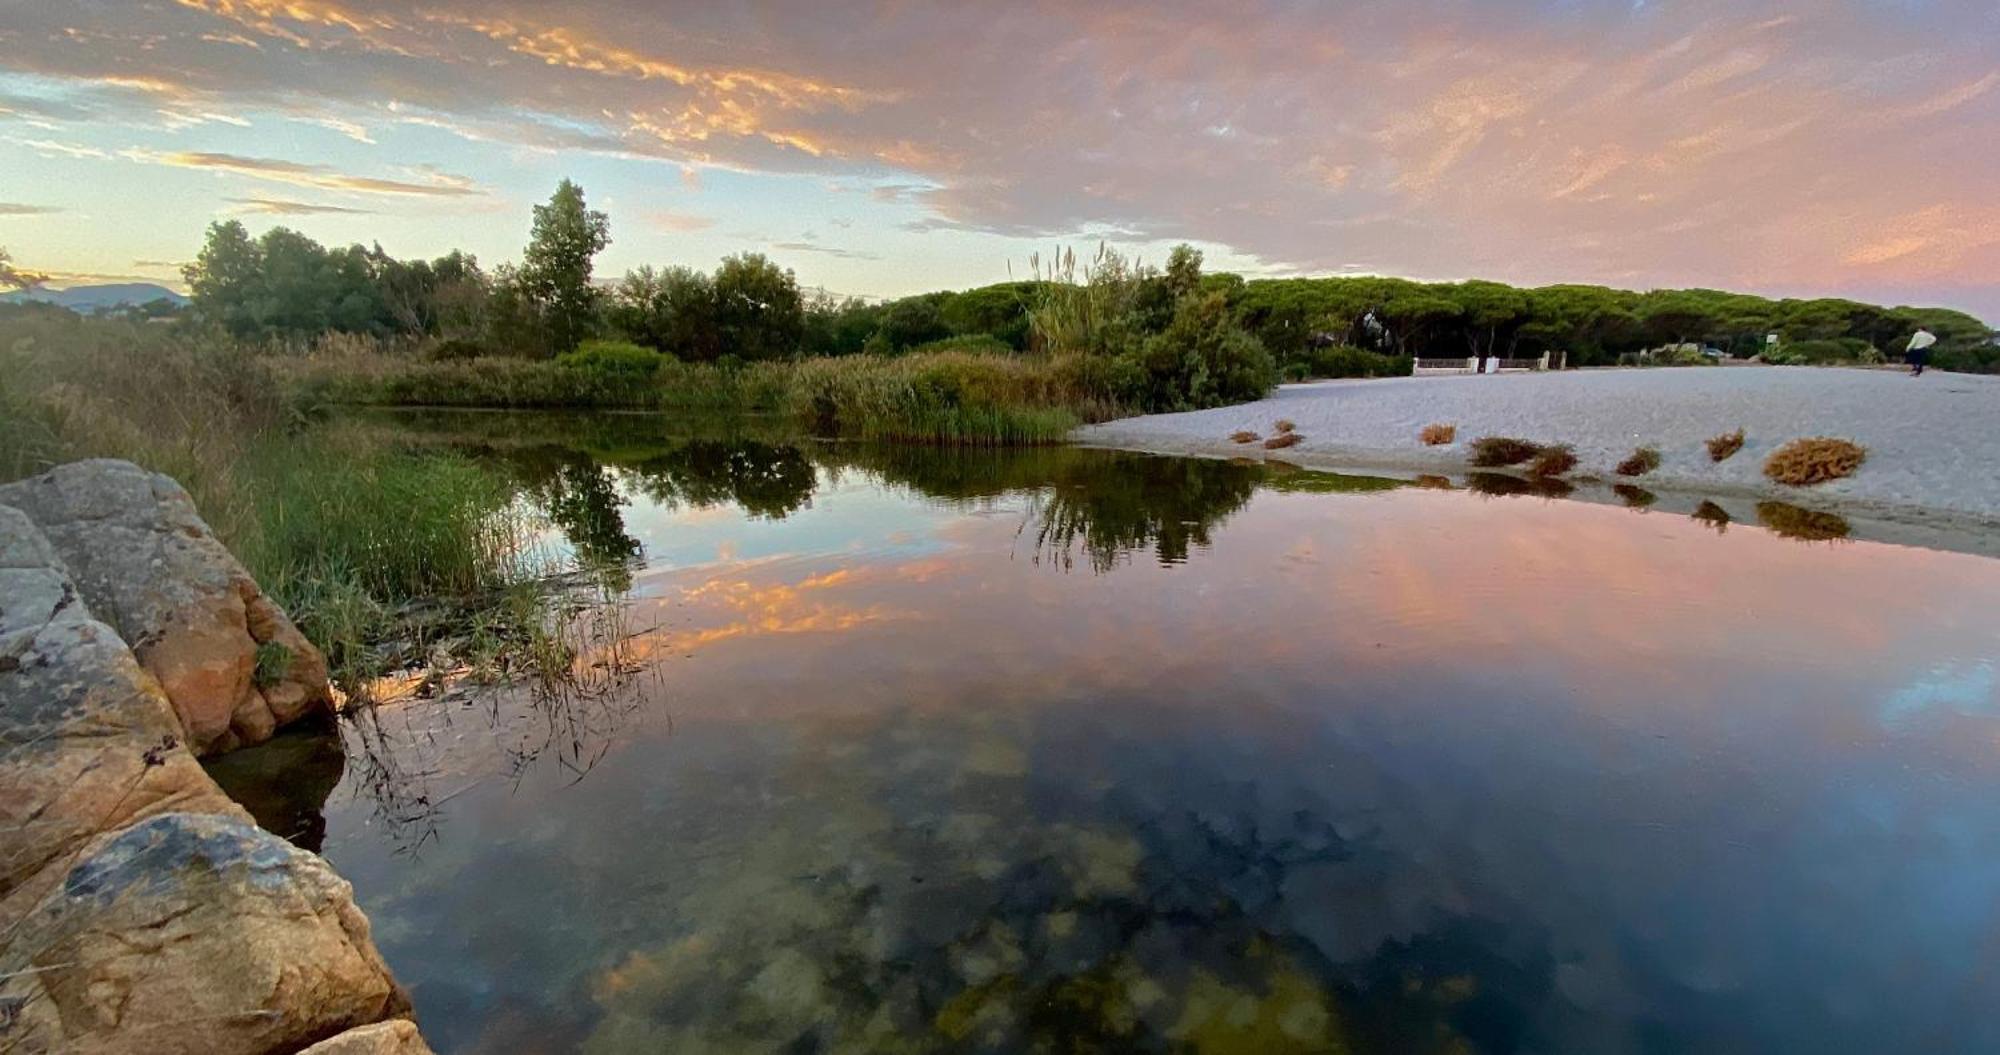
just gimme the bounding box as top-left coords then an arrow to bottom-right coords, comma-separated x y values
1413,357 -> 1481,376
1412,352 -> 1553,376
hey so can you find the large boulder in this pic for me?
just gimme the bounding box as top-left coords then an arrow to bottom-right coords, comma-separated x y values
0,459 -> 332,755
0,812 -> 413,1055
0,504 -> 244,930
0,502 -> 430,1055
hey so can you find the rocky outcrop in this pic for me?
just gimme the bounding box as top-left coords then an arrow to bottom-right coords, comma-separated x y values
0,459 -> 332,755
0,497 -> 431,1055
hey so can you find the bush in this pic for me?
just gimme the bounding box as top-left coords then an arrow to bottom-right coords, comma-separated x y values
907,334 -> 1015,357
556,338 -> 664,377
1229,431 -> 1260,444
1419,423 -> 1457,446
1763,437 -> 1865,486
1299,345 -> 1410,379
1469,437 -> 1542,467
1616,446 -> 1662,476
1768,338 -> 1875,365
1274,419 -> 1295,434
1526,444 -> 1577,478
1706,429 -> 1745,462
426,337 -> 489,362
1263,432 -> 1302,449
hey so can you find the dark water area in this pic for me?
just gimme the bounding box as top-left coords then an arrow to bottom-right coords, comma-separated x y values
253,412 -> 2000,1053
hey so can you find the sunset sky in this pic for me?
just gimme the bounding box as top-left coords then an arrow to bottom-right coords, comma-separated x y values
2,1 -> 1996,318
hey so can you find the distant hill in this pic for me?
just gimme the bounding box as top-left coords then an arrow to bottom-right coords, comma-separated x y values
0,283 -> 190,313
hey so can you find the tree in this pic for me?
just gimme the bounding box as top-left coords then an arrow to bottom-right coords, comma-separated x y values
0,247 -> 45,291
184,221 -> 266,336
711,253 -> 803,361
519,179 -> 611,356
609,265 -> 717,360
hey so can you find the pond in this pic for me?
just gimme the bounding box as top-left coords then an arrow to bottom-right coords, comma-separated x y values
223,412 -> 2000,1054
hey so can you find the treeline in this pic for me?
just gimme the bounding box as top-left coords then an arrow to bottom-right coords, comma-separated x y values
176,180 -> 1995,376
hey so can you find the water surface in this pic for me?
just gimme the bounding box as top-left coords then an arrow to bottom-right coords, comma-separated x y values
273,414 -> 2000,1053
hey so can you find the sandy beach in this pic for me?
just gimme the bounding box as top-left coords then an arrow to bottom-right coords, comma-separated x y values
1074,366 -> 2000,532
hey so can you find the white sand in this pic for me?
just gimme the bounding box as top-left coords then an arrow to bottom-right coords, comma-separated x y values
1074,366 -> 2000,530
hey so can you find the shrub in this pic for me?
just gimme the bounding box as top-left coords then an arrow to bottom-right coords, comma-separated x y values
1691,500 -> 1731,530
1300,345 -> 1410,379
1419,423 -> 1457,446
556,338 -> 664,377
1229,430 -> 1260,444
1772,338 -> 1875,366
1763,438 -> 1865,486
1274,419 -> 1296,434
1469,437 -> 1542,467
907,334 -> 1015,357
1757,501 -> 1850,541
1526,444 -> 1577,478
1706,429 -> 1745,462
1263,432 -> 1302,449
426,337 -> 489,362
1616,446 -> 1662,476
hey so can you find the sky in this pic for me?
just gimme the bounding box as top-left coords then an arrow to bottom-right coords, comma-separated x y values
1,0 -> 1996,319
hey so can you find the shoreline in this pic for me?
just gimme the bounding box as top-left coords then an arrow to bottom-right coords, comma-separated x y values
1072,368 -> 2000,556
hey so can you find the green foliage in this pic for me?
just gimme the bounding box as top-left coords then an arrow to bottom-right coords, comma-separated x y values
1766,337 -> 1877,365
556,339 -> 663,377
519,179 -> 611,355
1296,344 -> 1410,379
1025,243 -> 1275,413
711,253 -> 804,361
608,265 -> 716,360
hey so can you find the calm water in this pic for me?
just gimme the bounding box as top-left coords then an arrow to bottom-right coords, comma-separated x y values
237,413 -> 2000,1053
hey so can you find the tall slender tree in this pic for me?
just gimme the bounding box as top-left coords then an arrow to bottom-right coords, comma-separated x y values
519,179 -> 611,356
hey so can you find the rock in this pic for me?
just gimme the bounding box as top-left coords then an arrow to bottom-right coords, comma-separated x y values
0,812 -> 412,1055
0,505 -> 246,931
0,502 -> 434,1055
298,1019 -> 436,1055
0,459 -> 332,755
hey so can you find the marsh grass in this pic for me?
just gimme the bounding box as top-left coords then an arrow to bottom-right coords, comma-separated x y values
1263,432 -> 1303,449
288,348 -> 1109,447
1229,430 -> 1261,444
0,317 -> 632,702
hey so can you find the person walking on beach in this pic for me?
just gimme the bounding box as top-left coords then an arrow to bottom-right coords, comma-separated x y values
1905,328 -> 1937,376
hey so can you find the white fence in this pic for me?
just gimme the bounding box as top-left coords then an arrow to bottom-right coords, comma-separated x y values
1412,353 -> 1553,376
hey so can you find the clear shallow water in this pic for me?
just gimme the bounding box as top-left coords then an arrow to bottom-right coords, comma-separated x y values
255,414 -> 2000,1053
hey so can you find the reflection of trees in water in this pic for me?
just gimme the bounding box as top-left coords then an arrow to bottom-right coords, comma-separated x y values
1024,456 -> 1259,572
623,440 -> 817,520
538,461 -> 642,569
573,710 -> 1549,1053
